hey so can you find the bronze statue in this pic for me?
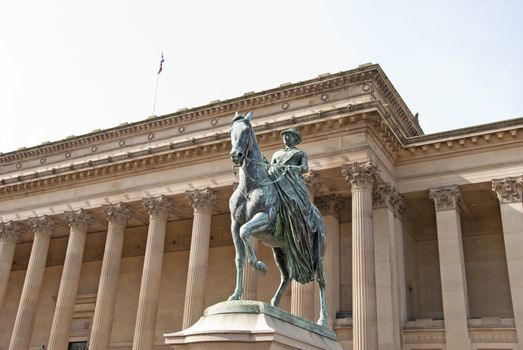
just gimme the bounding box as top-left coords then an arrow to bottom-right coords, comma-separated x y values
227,111 -> 328,326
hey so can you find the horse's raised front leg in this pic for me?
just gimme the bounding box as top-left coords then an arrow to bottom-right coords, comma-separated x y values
316,256 -> 328,327
240,212 -> 271,274
228,219 -> 244,301
271,247 -> 290,307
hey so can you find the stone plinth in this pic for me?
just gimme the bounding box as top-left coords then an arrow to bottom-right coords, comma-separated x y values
164,301 -> 342,350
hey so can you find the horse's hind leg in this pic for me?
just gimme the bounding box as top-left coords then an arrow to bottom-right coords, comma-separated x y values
228,219 -> 245,301
240,212 -> 271,274
271,247 -> 290,307
316,256 -> 328,327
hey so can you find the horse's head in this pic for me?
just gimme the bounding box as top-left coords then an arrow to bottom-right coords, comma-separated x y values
229,111 -> 253,166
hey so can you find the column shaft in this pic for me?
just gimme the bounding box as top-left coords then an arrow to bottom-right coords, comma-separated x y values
430,186 -> 471,350
352,187 -> 378,350
373,207 -> 400,350
48,210 -> 91,350
324,214 -> 340,329
132,216 -> 168,349
0,222 -> 23,311
342,161 -> 379,350
89,204 -> 130,350
182,188 -> 216,329
493,177 -> 523,350
9,216 -> 55,350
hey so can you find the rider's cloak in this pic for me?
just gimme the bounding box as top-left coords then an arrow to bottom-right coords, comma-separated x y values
269,148 -> 323,284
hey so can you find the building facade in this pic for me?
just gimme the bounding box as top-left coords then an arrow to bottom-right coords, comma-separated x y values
0,64 -> 522,350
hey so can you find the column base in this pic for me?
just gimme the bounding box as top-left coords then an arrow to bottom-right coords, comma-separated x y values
164,301 -> 342,350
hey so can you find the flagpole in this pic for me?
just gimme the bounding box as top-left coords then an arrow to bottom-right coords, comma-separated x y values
152,73 -> 160,116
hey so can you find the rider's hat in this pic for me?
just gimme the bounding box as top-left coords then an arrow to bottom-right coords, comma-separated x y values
280,128 -> 302,144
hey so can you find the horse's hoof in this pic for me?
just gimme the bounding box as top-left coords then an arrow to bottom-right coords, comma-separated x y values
253,261 -> 267,274
270,297 -> 280,307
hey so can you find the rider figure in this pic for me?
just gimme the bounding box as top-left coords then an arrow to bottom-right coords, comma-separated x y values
269,128 -> 318,284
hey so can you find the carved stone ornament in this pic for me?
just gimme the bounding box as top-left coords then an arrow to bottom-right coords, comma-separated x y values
428,185 -> 462,211
0,221 -> 25,243
64,208 -> 94,230
315,194 -> 343,219
28,215 -> 57,238
373,184 -> 406,217
304,171 -> 320,198
341,161 -> 379,191
101,202 -> 132,225
186,187 -> 218,212
492,176 -> 523,204
142,195 -> 175,219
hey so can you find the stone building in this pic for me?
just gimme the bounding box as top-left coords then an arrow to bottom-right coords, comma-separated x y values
0,63 -> 522,350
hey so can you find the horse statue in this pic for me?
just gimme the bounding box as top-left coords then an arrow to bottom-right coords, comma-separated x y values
227,111 -> 328,326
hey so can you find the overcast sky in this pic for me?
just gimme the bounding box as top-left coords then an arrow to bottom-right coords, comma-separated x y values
0,0 -> 521,153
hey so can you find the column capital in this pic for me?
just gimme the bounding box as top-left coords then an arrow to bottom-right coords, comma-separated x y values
102,202 -> 132,225
143,195 -> 174,219
315,194 -> 343,219
373,184 -> 406,217
492,176 -> 523,204
186,188 -> 217,213
0,221 -> 25,243
28,215 -> 56,238
64,209 -> 93,230
304,171 -> 320,198
429,185 -> 462,211
341,161 -> 379,191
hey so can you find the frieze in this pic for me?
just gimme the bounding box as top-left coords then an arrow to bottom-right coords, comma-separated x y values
0,66 -> 387,165
341,161 -> 379,191
492,176 -> 523,204
428,185 -> 462,211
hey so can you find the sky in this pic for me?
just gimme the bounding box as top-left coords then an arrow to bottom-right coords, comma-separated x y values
0,0 -> 521,153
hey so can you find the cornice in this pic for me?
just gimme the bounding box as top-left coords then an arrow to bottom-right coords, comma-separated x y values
0,64 -> 391,164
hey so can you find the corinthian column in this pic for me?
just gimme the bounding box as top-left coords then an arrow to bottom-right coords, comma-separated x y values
9,216 -> 56,350
492,177 -> 523,350
89,203 -> 131,350
372,184 -> 403,350
291,171 -> 319,320
132,196 -> 174,350
341,161 -> 378,350
182,188 -> 217,329
429,185 -> 471,350
316,194 -> 343,329
48,209 -> 92,350
0,222 -> 24,310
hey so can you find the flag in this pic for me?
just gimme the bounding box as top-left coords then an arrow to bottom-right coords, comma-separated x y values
158,52 -> 165,74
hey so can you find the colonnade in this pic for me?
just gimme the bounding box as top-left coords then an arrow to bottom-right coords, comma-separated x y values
0,166 -> 522,350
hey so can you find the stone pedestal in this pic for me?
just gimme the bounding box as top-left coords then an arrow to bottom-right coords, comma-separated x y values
165,301 -> 342,350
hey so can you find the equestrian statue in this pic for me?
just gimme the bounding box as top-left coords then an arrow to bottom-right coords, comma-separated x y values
227,111 -> 328,326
